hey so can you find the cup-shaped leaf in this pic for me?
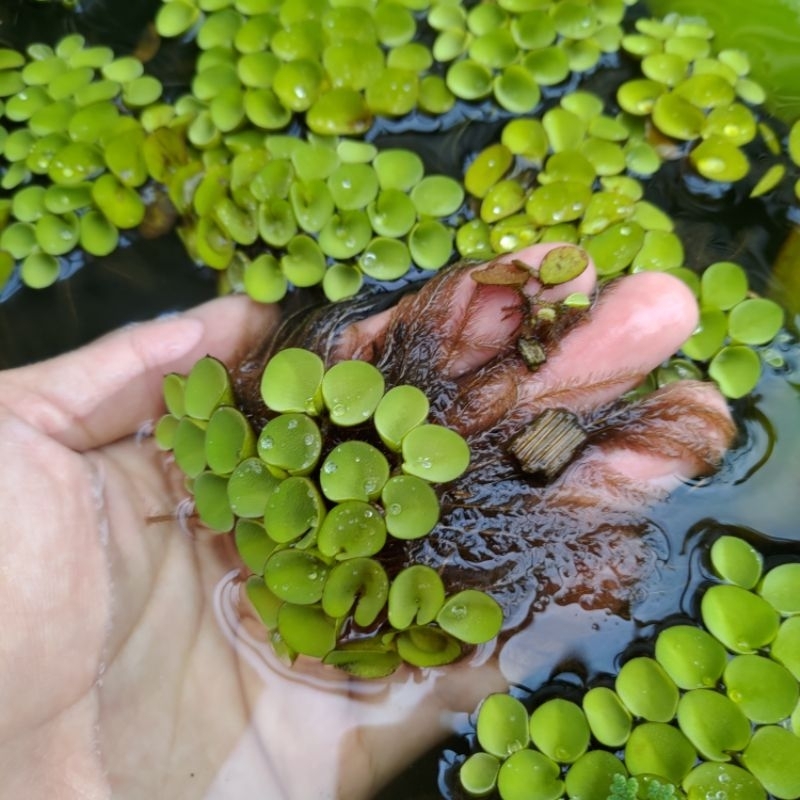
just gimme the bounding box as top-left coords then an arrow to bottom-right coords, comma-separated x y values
496,749 -> 564,800
436,589 -> 503,645
318,209 -> 372,260
701,584 -> 780,653
741,726 -> 800,800
388,564 -> 445,629
322,360 -> 385,426
701,261 -> 749,310
281,234 -> 327,288
245,575 -> 282,629
235,519 -> 276,575
321,557 -> 389,626
771,617 -> 800,680
408,220 -> 454,271
228,457 -> 280,518
654,624 -> 727,689
759,563 -> 800,615
277,603 -> 337,658
382,475 -> 440,539
257,412 -> 322,475
623,722 -> 696,785
319,441 -> 389,503
322,262 -> 363,302
154,414 -> 179,451
476,693 -> 530,758
193,471 -> 234,532
529,698 -> 590,764
538,245 -> 589,286
615,657 -> 680,722
582,686 -> 632,748
395,625 -> 462,667
564,752 -> 628,800
173,417 -> 207,478
724,654 -> 799,724
374,384 -> 429,451
163,372 -> 187,418
727,297 -> 783,345
676,689 -> 751,761
401,424 -> 470,483
265,549 -> 330,605
710,535 -> 763,589
205,406 -> 256,475
261,348 -> 325,415
184,356 -> 234,420
459,752 -> 500,798
680,308 -> 727,362
317,501 -> 387,560
683,763 -> 766,800
263,476 -> 325,544
322,639 -> 403,678
709,345 -> 762,399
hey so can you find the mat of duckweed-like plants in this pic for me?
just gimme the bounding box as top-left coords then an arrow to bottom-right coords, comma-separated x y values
2,0 -> 800,798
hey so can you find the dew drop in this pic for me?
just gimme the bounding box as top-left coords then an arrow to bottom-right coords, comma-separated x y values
323,461 -> 337,474
449,603 -> 467,618
303,434 -> 315,446
287,418 -> 298,430
419,456 -> 432,469
332,403 -> 346,417
261,436 -> 274,450
363,480 -> 377,494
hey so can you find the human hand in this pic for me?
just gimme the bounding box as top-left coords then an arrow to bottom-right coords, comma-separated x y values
0,244 -> 734,800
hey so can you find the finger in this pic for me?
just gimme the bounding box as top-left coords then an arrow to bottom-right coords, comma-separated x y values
334,243 -> 597,373
520,271 -> 699,412
1,294 -> 278,451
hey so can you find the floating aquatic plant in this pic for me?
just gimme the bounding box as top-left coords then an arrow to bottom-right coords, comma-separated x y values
457,533 -> 800,800
158,348 -> 502,675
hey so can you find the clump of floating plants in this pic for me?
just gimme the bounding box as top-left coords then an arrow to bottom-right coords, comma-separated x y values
455,533 -> 800,800
155,348 -> 503,676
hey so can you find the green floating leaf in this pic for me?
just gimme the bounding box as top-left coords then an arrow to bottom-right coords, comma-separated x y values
538,244 -> 589,286
396,625 -> 462,668
162,372 -> 186,418
476,693 -> 530,759
709,345 -> 762,399
654,625 -> 727,690
227,457 -> 280,518
402,424 -> 470,483
615,657 -> 680,723
317,501 -> 387,560
322,360 -> 385,426
20,252 -> 60,288
257,412 -> 322,476
205,406 -> 256,475
173,417 -> 207,478
724,654 -> 799,724
710,535 -> 763,589
193,471 -> 234,532
701,584 -> 780,653
624,722 -> 696,785
496,749 -> 564,800
260,348 -> 324,415
265,549 -> 329,605
741,726 -> 800,800
582,686 -> 633,748
235,519 -> 276,576
374,385 -> 429,451
154,414 -> 179,451
322,639 -> 402,678
728,298 -> 784,345
319,441 -> 389,503
277,603 -> 337,658
529,698 -> 591,765
701,261 -> 749,311
436,590 -> 503,645
682,763 -> 766,800
771,617 -> 800,680
245,575 -> 282,629
388,564 -> 445,629
460,752 -> 501,798
321,556 -> 389,625
263,476 -> 325,544
564,751 -> 628,800
185,356 -> 233,420
676,689 -> 751,761
382,475 -> 440,540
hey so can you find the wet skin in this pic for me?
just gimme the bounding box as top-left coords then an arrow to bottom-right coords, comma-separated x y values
0,245 -> 733,799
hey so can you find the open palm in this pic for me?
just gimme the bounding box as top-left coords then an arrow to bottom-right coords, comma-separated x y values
0,246 -> 733,800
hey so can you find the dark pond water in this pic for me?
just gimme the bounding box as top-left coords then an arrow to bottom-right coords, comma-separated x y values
1,1 -> 799,798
